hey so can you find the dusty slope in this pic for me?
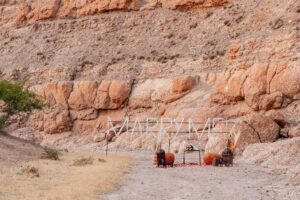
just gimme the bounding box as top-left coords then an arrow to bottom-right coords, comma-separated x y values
0,0 -> 298,82
0,131 -> 43,165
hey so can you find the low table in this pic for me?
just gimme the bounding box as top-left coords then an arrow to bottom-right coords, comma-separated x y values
183,149 -> 201,165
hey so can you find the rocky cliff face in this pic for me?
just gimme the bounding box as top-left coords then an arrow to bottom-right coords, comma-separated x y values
0,0 -> 299,167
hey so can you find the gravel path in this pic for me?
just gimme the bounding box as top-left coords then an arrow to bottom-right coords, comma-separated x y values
102,153 -> 300,200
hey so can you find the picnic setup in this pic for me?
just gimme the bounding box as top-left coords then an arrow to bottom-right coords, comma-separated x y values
105,117 -> 240,169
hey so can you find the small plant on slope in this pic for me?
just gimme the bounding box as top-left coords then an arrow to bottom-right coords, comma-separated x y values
41,147 -> 62,160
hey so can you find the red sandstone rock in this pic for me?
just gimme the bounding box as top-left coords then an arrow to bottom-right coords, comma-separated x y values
15,0 -> 61,25
94,80 -> 111,109
43,109 -> 72,134
14,0 -> 138,25
129,79 -> 173,109
211,69 -> 246,104
246,113 -> 280,143
31,82 -> 73,108
243,64 -> 268,110
172,76 -> 196,94
68,81 -> 98,110
45,82 -> 73,108
269,66 -> 300,98
109,80 -> 132,105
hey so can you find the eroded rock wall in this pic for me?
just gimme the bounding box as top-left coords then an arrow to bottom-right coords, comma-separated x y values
1,0 -> 229,26
0,0 -> 299,161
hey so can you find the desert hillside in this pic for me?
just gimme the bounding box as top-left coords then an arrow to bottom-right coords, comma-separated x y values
0,0 -> 299,172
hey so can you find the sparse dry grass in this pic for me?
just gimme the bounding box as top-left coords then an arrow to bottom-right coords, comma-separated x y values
72,156 -> 94,166
0,151 -> 133,200
40,147 -> 62,160
18,166 -> 40,178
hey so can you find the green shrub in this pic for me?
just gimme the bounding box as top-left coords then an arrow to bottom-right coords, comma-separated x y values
0,80 -> 43,114
0,116 -> 7,129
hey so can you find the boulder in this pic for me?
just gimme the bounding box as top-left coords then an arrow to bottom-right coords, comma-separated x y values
265,110 -> 289,127
205,113 -> 280,154
243,64 -> 268,110
211,69 -> 246,104
109,80 -> 132,105
129,79 -> 173,109
43,109 -> 72,134
205,120 -> 261,154
94,80 -> 132,109
269,66 -> 300,98
68,81 -> 98,110
259,92 -> 283,111
289,125 -> 300,138
246,113 -> 280,143
286,100 -> 300,116
94,80 -> 111,109
221,103 -> 253,119
172,76 -> 196,94
43,82 -> 73,108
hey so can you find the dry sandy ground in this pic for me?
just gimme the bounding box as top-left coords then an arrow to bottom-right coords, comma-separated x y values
0,150 -> 132,200
102,153 -> 300,200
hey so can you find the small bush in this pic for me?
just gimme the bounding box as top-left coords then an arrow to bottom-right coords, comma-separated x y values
98,158 -> 106,163
0,80 -> 43,115
41,147 -> 62,160
60,148 -> 69,153
72,157 -> 94,166
19,166 -> 40,178
0,116 -> 7,129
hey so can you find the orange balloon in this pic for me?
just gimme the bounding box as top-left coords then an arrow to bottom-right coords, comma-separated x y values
165,153 -> 175,165
203,153 -> 221,165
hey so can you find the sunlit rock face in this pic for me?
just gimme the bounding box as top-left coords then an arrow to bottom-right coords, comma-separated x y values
0,0 -> 299,171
